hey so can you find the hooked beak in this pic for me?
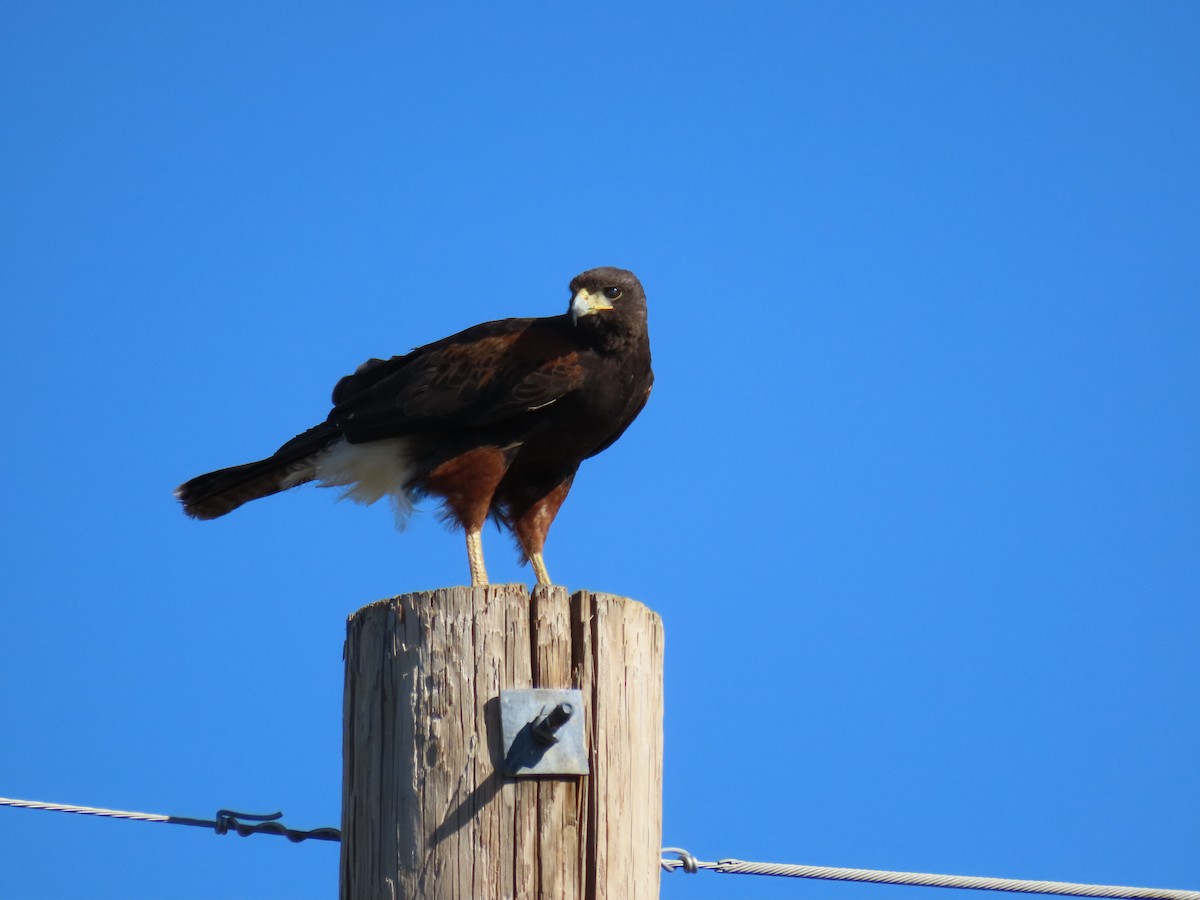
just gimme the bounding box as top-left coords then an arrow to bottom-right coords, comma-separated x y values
570,288 -> 615,324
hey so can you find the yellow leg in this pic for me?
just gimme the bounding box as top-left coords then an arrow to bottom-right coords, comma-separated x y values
530,551 -> 551,586
466,528 -> 489,586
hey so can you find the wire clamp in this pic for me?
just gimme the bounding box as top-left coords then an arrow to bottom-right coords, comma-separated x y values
207,809 -> 340,842
214,809 -> 283,836
661,847 -> 705,874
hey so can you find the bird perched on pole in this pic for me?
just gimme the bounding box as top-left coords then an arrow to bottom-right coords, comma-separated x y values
175,266 -> 653,587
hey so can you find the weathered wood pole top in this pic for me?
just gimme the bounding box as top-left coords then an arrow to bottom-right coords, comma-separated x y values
340,584 -> 664,900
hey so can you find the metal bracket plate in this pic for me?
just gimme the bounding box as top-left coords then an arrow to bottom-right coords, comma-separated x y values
499,688 -> 589,776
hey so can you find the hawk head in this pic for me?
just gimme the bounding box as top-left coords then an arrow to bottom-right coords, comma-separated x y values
568,267 -> 648,348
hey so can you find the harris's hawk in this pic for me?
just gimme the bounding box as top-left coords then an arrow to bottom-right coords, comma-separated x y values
175,266 -> 653,586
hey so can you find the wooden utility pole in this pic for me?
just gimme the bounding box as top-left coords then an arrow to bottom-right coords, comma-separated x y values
340,584 -> 664,900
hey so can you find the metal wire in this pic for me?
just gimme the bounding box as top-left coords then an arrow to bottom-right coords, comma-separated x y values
6,795 -> 1194,895
661,849 -> 1200,900
0,796 -> 340,843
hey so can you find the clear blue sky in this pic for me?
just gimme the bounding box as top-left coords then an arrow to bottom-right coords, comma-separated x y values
2,2 -> 1198,898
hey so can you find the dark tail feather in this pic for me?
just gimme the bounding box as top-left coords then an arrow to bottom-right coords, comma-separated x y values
175,457 -> 315,520
175,423 -> 341,520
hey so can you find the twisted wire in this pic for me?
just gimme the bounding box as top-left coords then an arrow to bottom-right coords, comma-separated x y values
0,797 -> 339,843
661,849 -> 1199,900
0,797 -> 170,823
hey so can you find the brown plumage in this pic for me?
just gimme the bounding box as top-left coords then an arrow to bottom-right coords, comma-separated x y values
175,266 -> 653,586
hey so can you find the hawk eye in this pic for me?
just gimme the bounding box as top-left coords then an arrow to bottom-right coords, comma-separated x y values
603,286 -> 622,300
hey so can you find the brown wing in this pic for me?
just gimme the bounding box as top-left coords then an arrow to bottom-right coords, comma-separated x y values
328,316 -> 587,443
